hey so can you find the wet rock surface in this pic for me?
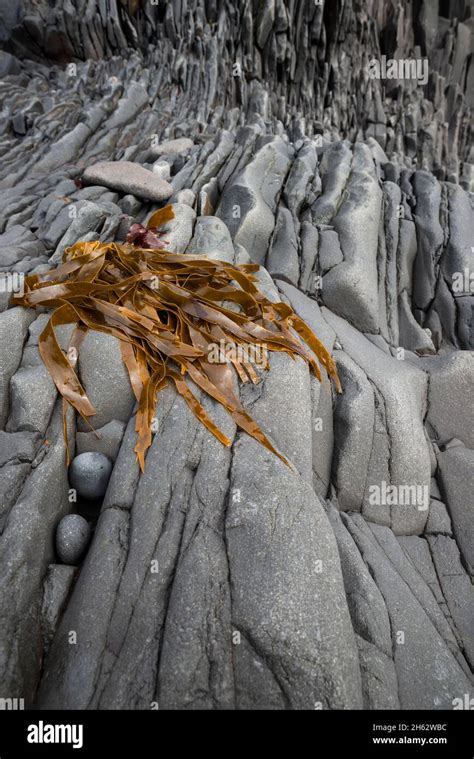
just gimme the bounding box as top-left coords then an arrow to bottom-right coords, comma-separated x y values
0,0 -> 472,710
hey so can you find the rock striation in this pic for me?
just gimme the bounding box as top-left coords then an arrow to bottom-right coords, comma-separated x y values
0,0 -> 472,710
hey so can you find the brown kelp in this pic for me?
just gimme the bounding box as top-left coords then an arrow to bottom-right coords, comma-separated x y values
13,206 -> 341,471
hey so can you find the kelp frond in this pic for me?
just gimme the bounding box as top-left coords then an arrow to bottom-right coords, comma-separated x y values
13,205 -> 341,471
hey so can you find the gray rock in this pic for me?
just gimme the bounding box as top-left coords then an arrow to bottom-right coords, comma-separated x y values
411,171 -> 444,312
77,330 -> 135,431
76,420 -> 125,462
252,264 -> 280,302
343,513 -> 472,708
226,436 -> 363,709
118,194 -> 142,217
311,380 -> 334,499
328,508 -> 399,709
430,477 -> 442,500
41,564 -> 76,654
0,51 -> 21,76
152,161 -> 171,182
421,352 -> 474,449
83,161 -> 173,202
1,0 -> 473,712
311,141 -> 352,225
0,429 -> 39,531
50,201 -> 109,265
37,349 -> 362,710
283,140 -> 318,217
356,636 -> 400,710
276,280 -> 336,353
56,514 -> 91,566
318,229 -> 343,274
151,138 -> 194,157
323,307 -> 431,535
321,144 -> 382,333
31,123 -> 95,176
172,188 -> 195,207
0,429 -> 38,467
69,452 -> 113,500
397,535 -> 456,620
105,83 -> 148,130
37,505 -> 130,709
191,131 -> 235,194
0,402 -> 72,702
332,351 -> 375,511
299,221 -> 319,292
20,315 -> 74,369
266,206 -> 299,285
217,137 -> 292,264
0,307 -> 35,428
398,290 -> 436,353
425,500 -> 453,536
444,437 -> 464,450
148,202 -> 195,253
427,535 -> 474,669
0,225 -> 46,267
373,527 -> 464,663
437,446 -> 474,575
186,215 -> 234,263
38,386 -> 234,709
7,364 -> 57,434
198,177 -> 219,215
39,202 -> 78,250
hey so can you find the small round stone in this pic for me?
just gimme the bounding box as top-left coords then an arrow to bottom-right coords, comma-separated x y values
69,451 -> 113,500
56,514 -> 91,565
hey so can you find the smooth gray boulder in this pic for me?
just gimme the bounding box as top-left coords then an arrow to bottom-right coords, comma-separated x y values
83,161 -> 173,202
56,514 -> 91,564
69,452 -> 113,500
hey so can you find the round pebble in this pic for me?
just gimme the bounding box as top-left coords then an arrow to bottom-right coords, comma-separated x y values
152,161 -> 171,182
56,514 -> 91,565
69,451 -> 113,500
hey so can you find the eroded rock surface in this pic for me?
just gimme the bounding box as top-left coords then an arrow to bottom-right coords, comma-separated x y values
0,0 -> 472,710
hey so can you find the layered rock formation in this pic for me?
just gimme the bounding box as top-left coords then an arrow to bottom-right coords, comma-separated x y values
0,0 -> 472,710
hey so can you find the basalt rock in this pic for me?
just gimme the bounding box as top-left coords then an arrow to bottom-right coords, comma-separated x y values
0,0 -> 472,711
